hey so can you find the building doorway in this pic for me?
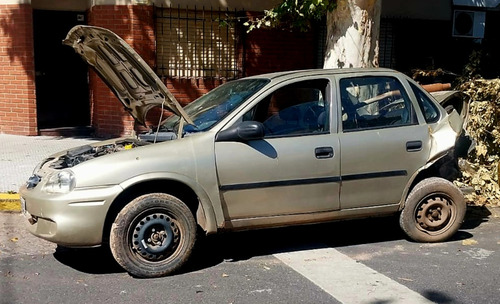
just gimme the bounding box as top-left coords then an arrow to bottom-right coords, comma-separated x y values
33,10 -> 90,130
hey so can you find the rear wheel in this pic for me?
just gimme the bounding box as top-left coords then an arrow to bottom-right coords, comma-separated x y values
110,193 -> 196,278
400,177 -> 466,242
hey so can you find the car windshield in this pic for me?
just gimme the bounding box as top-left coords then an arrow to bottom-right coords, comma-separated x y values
162,78 -> 269,134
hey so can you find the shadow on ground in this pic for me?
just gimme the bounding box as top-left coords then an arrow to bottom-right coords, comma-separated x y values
53,205 -> 491,277
53,245 -> 124,275
422,289 -> 456,303
182,215 -> 405,274
461,204 -> 491,229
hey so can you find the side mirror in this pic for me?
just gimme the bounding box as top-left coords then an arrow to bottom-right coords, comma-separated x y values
215,121 -> 265,142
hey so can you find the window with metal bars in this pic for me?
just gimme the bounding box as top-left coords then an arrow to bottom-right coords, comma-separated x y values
379,19 -> 396,69
155,5 -> 242,79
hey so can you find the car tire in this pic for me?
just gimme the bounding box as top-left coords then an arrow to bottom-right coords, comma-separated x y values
400,177 -> 466,243
109,193 -> 197,278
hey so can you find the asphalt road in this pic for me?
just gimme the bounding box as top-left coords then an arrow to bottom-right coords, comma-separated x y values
1,206 -> 499,304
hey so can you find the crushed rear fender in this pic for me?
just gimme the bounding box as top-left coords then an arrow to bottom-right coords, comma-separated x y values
430,90 -> 470,131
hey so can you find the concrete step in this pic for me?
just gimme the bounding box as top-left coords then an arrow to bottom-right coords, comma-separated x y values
38,126 -> 95,137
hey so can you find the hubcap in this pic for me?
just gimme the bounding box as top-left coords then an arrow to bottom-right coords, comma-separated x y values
131,212 -> 180,261
416,195 -> 455,232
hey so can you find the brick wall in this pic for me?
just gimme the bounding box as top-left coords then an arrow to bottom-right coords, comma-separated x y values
89,5 -> 222,136
0,4 -> 37,136
88,5 -> 155,137
88,5 -> 316,137
243,27 -> 317,76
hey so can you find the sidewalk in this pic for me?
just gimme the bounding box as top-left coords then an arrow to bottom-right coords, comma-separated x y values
0,134 -> 99,211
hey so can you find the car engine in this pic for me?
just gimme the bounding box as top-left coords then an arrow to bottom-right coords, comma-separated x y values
50,139 -> 150,169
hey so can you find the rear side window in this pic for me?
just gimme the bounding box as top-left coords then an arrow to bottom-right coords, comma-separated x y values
409,82 -> 440,123
340,76 -> 416,131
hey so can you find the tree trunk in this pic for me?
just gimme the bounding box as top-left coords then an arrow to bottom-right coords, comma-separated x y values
323,0 -> 381,69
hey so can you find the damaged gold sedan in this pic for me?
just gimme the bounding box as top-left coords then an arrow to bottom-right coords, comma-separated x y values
19,26 -> 472,278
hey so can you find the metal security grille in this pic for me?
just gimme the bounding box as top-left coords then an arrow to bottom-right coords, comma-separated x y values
155,5 -> 242,79
379,19 -> 396,69
314,19 -> 327,68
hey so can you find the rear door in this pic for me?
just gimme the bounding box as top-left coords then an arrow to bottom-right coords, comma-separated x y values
337,74 -> 430,209
214,78 -> 341,222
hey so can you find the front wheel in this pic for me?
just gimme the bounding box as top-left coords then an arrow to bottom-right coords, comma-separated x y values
400,177 -> 466,243
110,193 -> 197,278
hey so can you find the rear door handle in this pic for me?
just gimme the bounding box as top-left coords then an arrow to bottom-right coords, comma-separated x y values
406,140 -> 422,152
315,146 -> 334,159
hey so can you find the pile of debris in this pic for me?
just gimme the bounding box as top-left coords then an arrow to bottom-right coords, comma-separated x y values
412,68 -> 458,85
412,68 -> 499,206
456,79 -> 500,206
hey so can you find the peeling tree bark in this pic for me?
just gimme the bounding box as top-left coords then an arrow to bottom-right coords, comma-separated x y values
323,0 -> 381,69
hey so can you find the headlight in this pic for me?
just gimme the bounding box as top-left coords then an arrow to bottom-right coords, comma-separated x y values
42,170 -> 76,194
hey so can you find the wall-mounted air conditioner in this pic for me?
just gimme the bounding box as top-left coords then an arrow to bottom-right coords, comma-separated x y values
452,10 -> 486,38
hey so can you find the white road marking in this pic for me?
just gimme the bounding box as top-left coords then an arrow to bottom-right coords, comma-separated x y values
274,248 -> 435,304
463,248 -> 494,260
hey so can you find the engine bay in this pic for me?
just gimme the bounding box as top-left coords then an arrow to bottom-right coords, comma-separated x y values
48,130 -> 178,169
50,139 -> 149,169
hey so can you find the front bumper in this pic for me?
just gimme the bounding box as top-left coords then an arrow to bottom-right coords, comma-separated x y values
19,184 -> 123,247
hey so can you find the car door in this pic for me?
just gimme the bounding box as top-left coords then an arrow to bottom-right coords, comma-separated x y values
337,75 -> 431,209
214,78 -> 341,223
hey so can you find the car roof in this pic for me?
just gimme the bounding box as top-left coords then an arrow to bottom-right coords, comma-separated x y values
244,68 -> 399,81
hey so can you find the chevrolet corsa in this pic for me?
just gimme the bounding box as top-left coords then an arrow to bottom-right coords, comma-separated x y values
20,25 -> 472,278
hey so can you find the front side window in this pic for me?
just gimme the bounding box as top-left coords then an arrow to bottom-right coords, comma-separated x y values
340,76 -> 416,131
243,79 -> 330,137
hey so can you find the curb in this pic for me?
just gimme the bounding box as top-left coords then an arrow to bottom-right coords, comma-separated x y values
0,193 -> 21,212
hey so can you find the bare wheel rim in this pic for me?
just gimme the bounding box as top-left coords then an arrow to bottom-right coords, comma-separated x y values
415,193 -> 457,235
129,210 -> 180,262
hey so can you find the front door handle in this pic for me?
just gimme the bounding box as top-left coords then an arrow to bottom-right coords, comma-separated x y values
406,140 -> 422,152
315,146 -> 334,159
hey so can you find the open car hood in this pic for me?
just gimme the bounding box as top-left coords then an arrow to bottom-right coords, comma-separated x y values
63,25 -> 192,126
